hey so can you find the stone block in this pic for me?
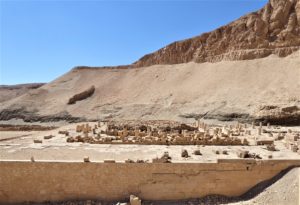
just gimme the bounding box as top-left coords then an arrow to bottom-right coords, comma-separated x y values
256,140 -> 273,145
285,134 -> 299,142
44,135 -> 54,140
104,159 -> 115,163
130,195 -> 141,205
291,145 -> 298,152
33,139 -> 42,143
30,156 -> 35,162
193,149 -> 202,155
83,156 -> 90,162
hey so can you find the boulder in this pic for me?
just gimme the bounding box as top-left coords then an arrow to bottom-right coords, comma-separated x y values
181,149 -> 189,158
237,150 -> 250,158
193,149 -> 202,155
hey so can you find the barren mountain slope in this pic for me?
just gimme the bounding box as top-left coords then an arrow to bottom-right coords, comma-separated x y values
0,83 -> 45,103
0,53 -> 299,124
1,0 -> 299,124
134,0 -> 300,67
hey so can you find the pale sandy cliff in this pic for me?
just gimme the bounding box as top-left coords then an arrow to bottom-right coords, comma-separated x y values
134,0 -> 300,66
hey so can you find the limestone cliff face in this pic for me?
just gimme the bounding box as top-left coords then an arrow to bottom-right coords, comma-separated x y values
133,0 -> 300,67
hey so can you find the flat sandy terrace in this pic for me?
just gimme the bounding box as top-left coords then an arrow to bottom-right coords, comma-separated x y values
1,122 -> 300,162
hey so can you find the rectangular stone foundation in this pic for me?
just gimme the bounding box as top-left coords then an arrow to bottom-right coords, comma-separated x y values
0,159 -> 300,203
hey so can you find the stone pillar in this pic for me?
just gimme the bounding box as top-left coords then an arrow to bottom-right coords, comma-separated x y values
258,127 -> 262,135
83,127 -> 88,134
147,126 -> 152,133
135,130 -> 139,138
267,123 -> 270,129
252,122 -> 255,129
236,122 -> 240,130
183,130 -> 187,137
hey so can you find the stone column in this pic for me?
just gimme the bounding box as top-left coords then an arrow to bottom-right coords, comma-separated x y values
236,122 -> 240,130
258,127 -> 262,135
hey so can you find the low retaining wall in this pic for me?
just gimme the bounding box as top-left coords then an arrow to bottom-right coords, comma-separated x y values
0,159 -> 300,203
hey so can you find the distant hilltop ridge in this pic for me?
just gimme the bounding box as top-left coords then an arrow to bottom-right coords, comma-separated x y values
131,0 -> 300,67
73,0 -> 300,71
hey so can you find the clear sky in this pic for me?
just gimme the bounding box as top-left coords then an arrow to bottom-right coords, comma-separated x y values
0,0 -> 267,85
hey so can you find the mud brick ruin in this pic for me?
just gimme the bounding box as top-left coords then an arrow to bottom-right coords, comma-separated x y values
62,120 -> 300,154
65,120 -> 252,146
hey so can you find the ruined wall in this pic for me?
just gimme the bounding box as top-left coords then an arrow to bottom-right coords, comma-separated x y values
0,159 -> 300,204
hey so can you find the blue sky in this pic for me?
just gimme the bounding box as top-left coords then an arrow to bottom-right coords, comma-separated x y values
0,0 -> 267,85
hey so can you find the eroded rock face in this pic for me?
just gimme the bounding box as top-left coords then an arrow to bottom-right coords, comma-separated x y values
255,105 -> 300,126
133,0 -> 300,67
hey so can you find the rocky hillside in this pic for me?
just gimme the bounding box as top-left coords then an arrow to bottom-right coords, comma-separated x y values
133,0 -> 300,67
0,53 -> 299,125
0,83 -> 45,103
0,0 -> 299,125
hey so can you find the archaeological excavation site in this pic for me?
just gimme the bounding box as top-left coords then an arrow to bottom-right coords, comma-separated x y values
1,0 -> 300,205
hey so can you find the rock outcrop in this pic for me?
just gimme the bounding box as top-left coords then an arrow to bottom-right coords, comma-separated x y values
255,105 -> 300,126
133,0 -> 300,67
67,86 -> 95,105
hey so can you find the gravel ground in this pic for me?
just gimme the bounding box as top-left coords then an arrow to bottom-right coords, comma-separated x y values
228,167 -> 299,205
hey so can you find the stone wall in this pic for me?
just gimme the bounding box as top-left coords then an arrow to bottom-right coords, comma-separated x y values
1,159 -> 300,203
